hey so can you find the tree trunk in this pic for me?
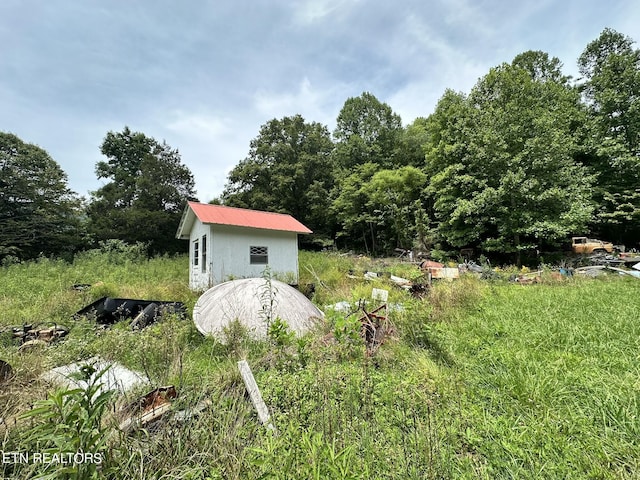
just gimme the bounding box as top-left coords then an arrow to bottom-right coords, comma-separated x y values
514,233 -> 521,267
369,222 -> 376,255
362,229 -> 369,255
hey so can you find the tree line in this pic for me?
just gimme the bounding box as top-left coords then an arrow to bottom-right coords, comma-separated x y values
0,127 -> 197,262
1,28 -> 639,264
224,28 -> 640,261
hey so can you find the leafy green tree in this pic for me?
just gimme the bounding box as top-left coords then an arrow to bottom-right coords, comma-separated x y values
423,89 -> 477,248
332,165 -> 426,253
425,55 -> 594,264
331,163 -> 379,253
87,127 -> 197,254
366,166 -> 428,250
330,92 -> 424,253
512,50 -> 571,84
0,132 -> 82,260
332,92 -> 404,170
394,117 -> 431,167
222,115 -> 335,241
578,28 -> 640,244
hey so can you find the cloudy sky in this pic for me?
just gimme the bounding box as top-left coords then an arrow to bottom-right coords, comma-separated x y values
1,1 -> 639,202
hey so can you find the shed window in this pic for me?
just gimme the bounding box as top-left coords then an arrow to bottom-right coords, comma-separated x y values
250,246 -> 268,265
193,240 -> 199,266
201,235 -> 207,273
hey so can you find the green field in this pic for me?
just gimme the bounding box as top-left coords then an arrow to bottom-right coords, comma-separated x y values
1,251 -> 639,479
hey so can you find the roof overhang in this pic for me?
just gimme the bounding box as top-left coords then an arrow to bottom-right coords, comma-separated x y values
175,205 -> 196,240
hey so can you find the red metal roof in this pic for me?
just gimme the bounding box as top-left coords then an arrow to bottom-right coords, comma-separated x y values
187,202 -> 312,234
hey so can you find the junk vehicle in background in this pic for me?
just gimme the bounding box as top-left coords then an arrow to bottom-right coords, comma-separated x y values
571,236 -> 615,254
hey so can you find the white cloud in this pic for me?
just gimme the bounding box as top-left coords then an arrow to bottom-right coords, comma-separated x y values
156,111 -> 248,202
379,12 -> 487,123
253,77 -> 339,127
291,0 -> 359,24
440,0 -> 495,37
165,111 -> 232,139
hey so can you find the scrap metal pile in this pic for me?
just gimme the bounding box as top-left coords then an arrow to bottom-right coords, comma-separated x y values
574,251 -> 640,278
74,296 -> 186,328
355,301 -> 392,356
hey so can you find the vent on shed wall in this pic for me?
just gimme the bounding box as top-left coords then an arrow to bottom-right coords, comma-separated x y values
249,246 -> 268,264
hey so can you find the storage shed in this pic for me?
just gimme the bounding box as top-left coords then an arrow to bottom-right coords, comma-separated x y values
176,202 -> 312,290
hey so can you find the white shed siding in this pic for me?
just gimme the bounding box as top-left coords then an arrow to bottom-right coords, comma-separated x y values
210,225 -> 299,284
189,220 -> 213,290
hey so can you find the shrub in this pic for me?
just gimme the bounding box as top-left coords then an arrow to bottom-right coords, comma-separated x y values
15,364 -> 115,479
76,239 -> 148,265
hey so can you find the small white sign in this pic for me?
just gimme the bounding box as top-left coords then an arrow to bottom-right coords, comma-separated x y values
372,288 -> 389,302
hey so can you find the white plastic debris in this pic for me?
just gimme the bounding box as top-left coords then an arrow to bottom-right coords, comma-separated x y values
42,357 -> 147,394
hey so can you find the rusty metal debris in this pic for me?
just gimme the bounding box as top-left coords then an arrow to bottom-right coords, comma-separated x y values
8,323 -> 69,346
119,385 -> 178,433
351,300 -> 393,356
74,297 -> 186,327
419,260 -> 444,271
421,260 -> 460,278
119,386 -> 213,430
19,339 -> 48,352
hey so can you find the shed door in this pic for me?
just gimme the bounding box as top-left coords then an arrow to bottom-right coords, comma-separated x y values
201,233 -> 213,287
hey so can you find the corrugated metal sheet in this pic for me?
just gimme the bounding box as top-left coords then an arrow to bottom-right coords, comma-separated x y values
188,202 -> 312,234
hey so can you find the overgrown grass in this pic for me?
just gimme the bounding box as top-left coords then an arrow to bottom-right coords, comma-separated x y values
1,251 -> 639,478
427,277 -> 640,479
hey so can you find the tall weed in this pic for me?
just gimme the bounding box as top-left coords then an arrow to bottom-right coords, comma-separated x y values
7,364 -> 115,479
